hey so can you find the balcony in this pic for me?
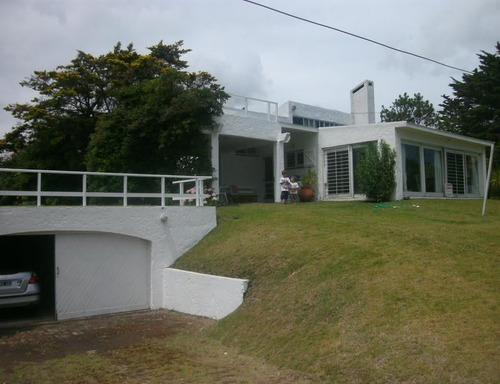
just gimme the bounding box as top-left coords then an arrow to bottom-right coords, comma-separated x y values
223,94 -> 278,122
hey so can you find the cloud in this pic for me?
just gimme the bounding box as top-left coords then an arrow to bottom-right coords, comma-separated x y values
0,0 -> 498,136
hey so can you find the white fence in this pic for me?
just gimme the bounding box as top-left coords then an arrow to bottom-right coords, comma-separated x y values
223,94 -> 278,122
0,168 -> 212,207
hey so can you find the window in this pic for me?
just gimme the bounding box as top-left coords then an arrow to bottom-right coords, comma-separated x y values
292,116 -> 341,128
324,143 -> 372,198
401,143 -> 480,197
445,151 -> 480,196
446,152 -> 465,195
424,148 -> 443,193
403,144 -> 421,192
286,150 -> 304,169
352,146 -> 366,194
235,147 -> 257,157
466,155 -> 479,194
325,148 -> 349,194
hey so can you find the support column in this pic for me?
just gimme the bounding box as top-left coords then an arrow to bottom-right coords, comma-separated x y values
211,130 -> 220,195
274,140 -> 286,203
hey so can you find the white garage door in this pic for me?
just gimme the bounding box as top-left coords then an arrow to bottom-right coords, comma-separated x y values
55,233 -> 150,320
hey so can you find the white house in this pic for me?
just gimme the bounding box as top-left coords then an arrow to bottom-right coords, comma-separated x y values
209,80 -> 494,203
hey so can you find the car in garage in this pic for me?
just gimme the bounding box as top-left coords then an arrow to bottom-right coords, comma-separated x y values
0,270 -> 41,309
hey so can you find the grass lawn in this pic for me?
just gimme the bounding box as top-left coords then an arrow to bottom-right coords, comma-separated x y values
1,199 -> 498,383
175,199 -> 499,383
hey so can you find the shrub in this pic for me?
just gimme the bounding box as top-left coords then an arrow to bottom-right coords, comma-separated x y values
356,140 -> 396,202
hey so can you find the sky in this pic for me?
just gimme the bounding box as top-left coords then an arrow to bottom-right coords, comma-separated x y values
0,0 -> 499,136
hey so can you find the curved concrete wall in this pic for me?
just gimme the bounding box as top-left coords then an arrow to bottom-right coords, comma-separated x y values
163,268 -> 248,319
0,206 -> 216,310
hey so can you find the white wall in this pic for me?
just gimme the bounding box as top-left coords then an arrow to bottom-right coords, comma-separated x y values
318,123 -> 398,200
217,114 -> 280,141
0,206 -> 217,310
317,122 -> 491,201
163,268 -> 248,320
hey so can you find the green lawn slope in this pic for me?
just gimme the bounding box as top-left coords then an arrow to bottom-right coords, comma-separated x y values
174,200 -> 499,383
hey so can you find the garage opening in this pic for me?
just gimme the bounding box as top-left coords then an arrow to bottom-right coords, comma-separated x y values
0,235 -> 56,322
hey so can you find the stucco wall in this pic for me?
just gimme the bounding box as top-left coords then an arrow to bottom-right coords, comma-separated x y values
163,268 -> 249,319
0,206 -> 217,310
217,114 -> 281,141
318,124 -> 399,200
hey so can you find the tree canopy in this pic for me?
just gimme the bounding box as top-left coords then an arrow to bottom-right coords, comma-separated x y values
439,42 -> 499,164
1,41 -> 228,176
380,92 -> 438,127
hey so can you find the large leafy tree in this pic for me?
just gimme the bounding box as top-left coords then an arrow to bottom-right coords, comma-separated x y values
0,41 -> 226,175
86,69 -> 227,175
380,92 -> 438,127
439,43 -> 500,165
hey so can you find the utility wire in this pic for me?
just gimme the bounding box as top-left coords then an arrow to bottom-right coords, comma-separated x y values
242,0 -> 473,74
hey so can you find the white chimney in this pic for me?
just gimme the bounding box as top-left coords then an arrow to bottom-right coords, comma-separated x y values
350,80 -> 375,125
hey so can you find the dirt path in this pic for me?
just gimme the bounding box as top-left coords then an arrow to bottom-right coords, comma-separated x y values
0,310 -> 315,383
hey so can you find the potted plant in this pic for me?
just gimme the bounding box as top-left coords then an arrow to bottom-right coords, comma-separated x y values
299,170 -> 317,202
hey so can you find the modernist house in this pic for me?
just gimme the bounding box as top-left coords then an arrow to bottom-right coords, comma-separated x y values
209,80 -> 494,203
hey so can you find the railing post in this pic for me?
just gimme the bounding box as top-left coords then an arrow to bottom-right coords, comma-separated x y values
82,174 -> 87,207
179,181 -> 185,206
37,172 -> 42,207
123,176 -> 128,207
161,177 -> 165,208
196,178 -> 203,207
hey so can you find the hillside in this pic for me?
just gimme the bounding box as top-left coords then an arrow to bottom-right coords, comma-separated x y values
174,200 -> 499,383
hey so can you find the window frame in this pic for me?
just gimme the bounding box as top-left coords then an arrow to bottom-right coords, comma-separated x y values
286,150 -> 305,169
401,141 -> 481,198
323,142 -> 373,199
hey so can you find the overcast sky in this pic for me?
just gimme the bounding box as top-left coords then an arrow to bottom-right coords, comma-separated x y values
1,0 -> 499,136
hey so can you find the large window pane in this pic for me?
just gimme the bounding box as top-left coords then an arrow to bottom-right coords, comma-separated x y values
446,152 -> 465,195
326,149 -> 350,194
352,146 -> 366,194
403,144 -> 421,192
466,155 -> 479,195
424,148 -> 443,193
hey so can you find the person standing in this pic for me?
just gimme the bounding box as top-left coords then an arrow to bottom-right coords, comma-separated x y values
279,170 -> 291,203
289,176 -> 299,204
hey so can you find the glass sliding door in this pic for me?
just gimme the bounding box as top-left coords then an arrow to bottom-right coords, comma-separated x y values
446,152 -> 465,195
352,146 -> 366,194
403,144 -> 421,192
466,155 -> 479,195
325,148 -> 350,195
424,148 -> 443,193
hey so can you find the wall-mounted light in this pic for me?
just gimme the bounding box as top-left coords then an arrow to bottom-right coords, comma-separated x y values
278,132 -> 291,143
160,214 -> 168,223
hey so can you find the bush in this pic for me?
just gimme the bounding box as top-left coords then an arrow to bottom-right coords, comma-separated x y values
356,140 -> 396,202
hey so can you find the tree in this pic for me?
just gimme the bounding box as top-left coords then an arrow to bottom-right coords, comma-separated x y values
86,69 -> 227,175
439,43 -> 500,165
0,41 -> 227,176
380,92 -> 438,127
356,140 -> 396,202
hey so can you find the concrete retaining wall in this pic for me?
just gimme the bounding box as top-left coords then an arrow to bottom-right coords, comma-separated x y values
0,206 -> 217,310
163,268 -> 248,319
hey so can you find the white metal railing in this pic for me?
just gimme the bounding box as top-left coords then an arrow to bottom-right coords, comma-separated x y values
223,94 -> 278,122
0,168 -> 212,207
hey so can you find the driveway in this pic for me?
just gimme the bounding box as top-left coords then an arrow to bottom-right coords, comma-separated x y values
0,309 -> 314,383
